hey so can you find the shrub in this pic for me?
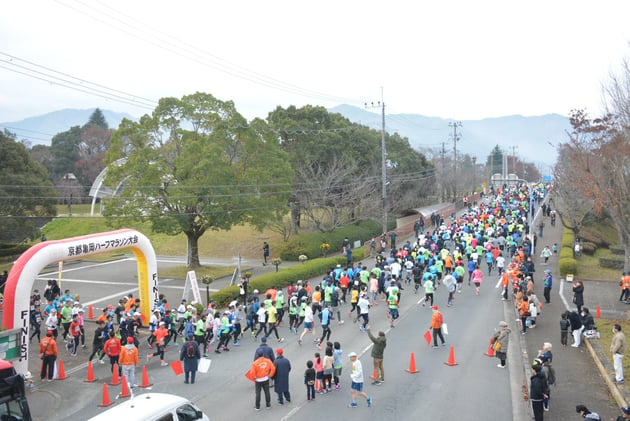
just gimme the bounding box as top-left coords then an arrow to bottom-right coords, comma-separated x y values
0,243 -> 31,258
579,228 -> 611,248
562,228 -> 574,248
559,257 -> 578,276
599,256 -> 625,270
559,245 -> 574,261
610,246 -> 625,256
581,242 -> 597,255
280,220 -> 382,260
209,285 -> 240,307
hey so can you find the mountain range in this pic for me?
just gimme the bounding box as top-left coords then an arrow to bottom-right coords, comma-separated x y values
1,106 -> 569,167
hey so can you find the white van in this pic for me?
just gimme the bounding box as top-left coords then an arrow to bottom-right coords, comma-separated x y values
88,393 -> 209,421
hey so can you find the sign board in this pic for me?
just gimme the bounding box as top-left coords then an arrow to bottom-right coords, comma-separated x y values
0,328 -> 22,361
183,271 -> 203,304
543,175 -> 552,183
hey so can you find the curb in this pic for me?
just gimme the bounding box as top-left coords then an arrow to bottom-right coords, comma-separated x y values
584,336 -> 629,407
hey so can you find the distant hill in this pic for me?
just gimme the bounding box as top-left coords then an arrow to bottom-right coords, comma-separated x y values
2,106 -> 568,166
328,104 -> 569,167
0,108 -> 136,145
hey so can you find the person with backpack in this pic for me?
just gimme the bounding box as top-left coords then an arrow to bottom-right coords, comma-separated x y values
530,359 -> 549,421
180,336 -> 201,384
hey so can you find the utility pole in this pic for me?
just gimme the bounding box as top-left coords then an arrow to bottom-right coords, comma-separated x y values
441,141 -> 446,202
449,121 -> 462,201
472,155 -> 477,194
511,145 -> 518,176
365,88 -> 387,235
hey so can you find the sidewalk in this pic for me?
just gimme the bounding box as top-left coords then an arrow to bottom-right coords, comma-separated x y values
521,208 -> 624,420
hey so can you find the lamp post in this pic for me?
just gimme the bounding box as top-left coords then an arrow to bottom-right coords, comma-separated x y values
201,275 -> 213,306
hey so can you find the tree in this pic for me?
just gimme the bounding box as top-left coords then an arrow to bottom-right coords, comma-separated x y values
85,108 -> 109,129
74,125 -> 111,188
266,105 -> 434,233
0,131 -> 57,242
560,109 -> 630,270
486,145 -> 504,178
49,126 -> 82,180
552,143 -> 593,238
104,92 -> 293,267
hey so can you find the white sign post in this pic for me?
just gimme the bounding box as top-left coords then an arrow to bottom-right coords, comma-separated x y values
183,271 -> 203,304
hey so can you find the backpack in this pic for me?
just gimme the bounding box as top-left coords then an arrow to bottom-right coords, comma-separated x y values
185,341 -> 196,359
331,288 -> 339,305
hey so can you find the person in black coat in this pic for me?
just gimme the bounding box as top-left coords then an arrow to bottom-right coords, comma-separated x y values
530,361 -> 549,421
581,307 -> 596,330
180,336 -> 201,384
568,310 -> 584,348
273,348 -> 291,405
573,281 -> 585,314
254,336 -> 275,362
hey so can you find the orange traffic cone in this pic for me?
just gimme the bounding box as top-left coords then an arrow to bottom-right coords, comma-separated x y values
110,364 -> 120,385
139,365 -> 152,388
84,361 -> 96,382
88,305 -> 94,319
119,375 -> 131,398
444,345 -> 459,366
98,383 -> 113,407
596,305 -> 601,318
56,359 -> 67,380
405,352 -> 419,373
485,340 -> 495,357
369,369 -> 377,380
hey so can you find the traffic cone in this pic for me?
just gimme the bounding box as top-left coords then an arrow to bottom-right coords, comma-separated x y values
139,365 -> 152,388
98,383 -> 113,407
485,340 -> 495,357
596,305 -> 601,318
405,352 -> 419,373
119,375 -> 131,398
56,359 -> 67,380
84,361 -> 96,382
369,369 -> 377,380
110,364 -> 120,385
88,305 -> 94,319
444,346 -> 459,366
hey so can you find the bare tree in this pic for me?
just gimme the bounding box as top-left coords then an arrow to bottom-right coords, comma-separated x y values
552,144 -> 593,238
295,155 -> 379,232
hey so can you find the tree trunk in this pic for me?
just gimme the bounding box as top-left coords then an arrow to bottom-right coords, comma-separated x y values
186,232 -> 202,268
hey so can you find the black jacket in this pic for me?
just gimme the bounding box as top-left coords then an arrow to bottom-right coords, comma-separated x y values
569,311 -> 583,330
573,284 -> 584,306
530,371 -> 548,400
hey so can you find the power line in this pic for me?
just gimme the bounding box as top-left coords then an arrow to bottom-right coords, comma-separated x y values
54,0 -> 363,106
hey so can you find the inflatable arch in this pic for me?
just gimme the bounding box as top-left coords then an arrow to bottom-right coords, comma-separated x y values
2,229 -> 158,375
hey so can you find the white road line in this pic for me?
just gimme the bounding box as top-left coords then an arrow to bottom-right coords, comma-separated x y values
39,258 -> 135,276
559,277 -> 571,311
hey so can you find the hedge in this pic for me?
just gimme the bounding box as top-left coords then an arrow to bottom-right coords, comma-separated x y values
562,228 -> 574,249
610,246 -> 625,256
559,257 -> 578,277
210,247 -> 367,307
0,243 -> 31,258
599,256 -> 625,270
581,242 -> 597,255
280,220 -> 386,261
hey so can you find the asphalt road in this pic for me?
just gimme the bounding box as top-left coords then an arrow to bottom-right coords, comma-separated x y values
24,255 -> 519,421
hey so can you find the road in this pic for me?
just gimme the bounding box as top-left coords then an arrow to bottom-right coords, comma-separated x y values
24,256 -> 519,421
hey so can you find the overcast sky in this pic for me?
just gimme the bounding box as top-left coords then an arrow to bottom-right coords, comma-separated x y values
1,0 -> 629,124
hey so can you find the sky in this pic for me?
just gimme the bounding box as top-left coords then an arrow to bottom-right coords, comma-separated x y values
1,0 -> 630,126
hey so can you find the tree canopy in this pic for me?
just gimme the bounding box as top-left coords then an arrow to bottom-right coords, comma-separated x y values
104,92 -> 293,267
0,131 -> 57,242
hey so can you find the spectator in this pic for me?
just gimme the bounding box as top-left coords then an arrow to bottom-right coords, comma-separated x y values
573,281 -> 585,314
576,404 -> 602,420
273,348 -> 291,405
611,324 -> 625,385
366,329 -> 386,385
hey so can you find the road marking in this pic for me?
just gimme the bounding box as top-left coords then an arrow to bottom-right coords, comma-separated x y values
559,277 -> 571,311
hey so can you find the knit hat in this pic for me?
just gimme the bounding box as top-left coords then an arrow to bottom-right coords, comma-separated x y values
499,321 -> 508,327
276,348 -> 283,356
127,337 -> 134,344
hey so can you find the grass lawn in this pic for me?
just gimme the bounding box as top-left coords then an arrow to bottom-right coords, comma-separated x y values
594,318 -> 630,380
159,265 -> 234,280
578,248 -> 622,281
